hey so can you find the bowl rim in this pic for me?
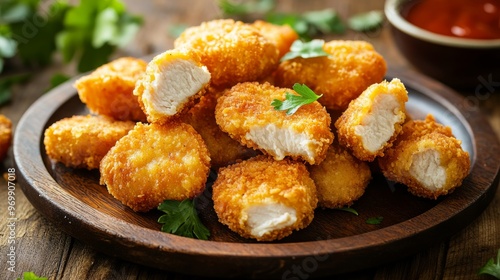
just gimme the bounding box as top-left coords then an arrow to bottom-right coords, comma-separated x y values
384,0 -> 500,48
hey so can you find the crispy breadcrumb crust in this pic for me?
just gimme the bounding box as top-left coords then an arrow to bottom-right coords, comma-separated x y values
212,155 -> 317,241
335,78 -> 408,161
43,115 -> 135,170
251,20 -> 298,59
273,40 -> 387,110
74,57 -> 147,122
174,19 -> 279,87
0,115 -> 12,161
100,121 -> 210,212
308,141 -> 371,208
215,82 -> 333,164
378,115 -> 471,199
133,49 -> 210,124
181,88 -> 259,169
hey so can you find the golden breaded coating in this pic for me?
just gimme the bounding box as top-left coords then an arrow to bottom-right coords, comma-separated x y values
308,141 -> 371,209
74,57 -> 147,122
133,49 -> 211,124
100,121 -> 210,212
0,115 -> 12,161
273,40 -> 387,110
212,155 -> 317,241
215,82 -> 333,165
335,78 -> 408,162
251,20 -> 298,59
174,19 -> 279,87
181,89 -> 258,169
43,115 -> 135,170
378,115 -> 471,199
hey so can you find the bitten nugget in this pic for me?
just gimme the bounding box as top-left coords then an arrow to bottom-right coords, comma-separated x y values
43,115 -> 135,170
335,78 -> 408,161
174,19 -> 279,87
378,115 -> 471,199
100,121 -> 210,212
212,156 -> 317,241
273,40 -> 387,110
308,141 -> 371,209
134,49 -> 211,124
74,57 -> 147,122
181,89 -> 258,169
251,20 -> 298,59
215,82 -> 333,165
0,115 -> 12,161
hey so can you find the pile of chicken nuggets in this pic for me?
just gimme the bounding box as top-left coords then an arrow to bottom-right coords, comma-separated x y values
44,19 -> 470,242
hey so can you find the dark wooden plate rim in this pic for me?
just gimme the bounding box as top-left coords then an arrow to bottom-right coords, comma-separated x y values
14,67 -> 500,278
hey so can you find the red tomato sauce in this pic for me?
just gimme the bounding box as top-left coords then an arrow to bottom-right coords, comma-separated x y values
402,0 -> 500,39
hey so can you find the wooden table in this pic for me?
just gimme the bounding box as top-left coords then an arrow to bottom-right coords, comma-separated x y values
1,0 -> 499,279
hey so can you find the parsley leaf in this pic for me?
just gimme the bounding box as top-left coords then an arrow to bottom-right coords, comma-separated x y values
478,249 -> 500,279
158,199 -> 210,240
272,83 -> 322,115
348,10 -> 384,32
16,271 -> 47,280
168,24 -> 188,38
46,73 -> 70,92
280,39 -> 329,62
219,0 -> 275,16
366,216 -> 384,225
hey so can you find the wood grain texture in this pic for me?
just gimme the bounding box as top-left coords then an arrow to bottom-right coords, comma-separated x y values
1,0 -> 500,279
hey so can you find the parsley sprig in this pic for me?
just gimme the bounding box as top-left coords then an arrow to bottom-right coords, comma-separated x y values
280,39 -> 329,62
478,249 -> 500,279
366,216 -> 384,225
272,83 -> 322,115
158,199 -> 210,240
348,10 -> 384,32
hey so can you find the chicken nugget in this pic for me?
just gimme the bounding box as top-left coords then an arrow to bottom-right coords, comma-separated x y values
174,19 -> 279,87
133,49 -> 211,124
212,155 -> 317,241
100,121 -> 210,212
74,57 -> 147,122
378,115 -> 471,199
43,115 -> 135,170
251,20 -> 298,59
0,115 -> 12,161
308,141 -> 371,209
335,78 -> 408,161
215,82 -> 333,165
181,89 -> 258,169
273,40 -> 387,110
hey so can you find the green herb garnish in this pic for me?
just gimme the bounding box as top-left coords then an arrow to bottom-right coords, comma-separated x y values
347,10 -> 384,32
366,216 -> 384,225
478,249 -> 500,279
158,199 -> 210,240
219,0 -> 275,16
280,39 -> 329,62
337,207 -> 359,216
16,271 -> 47,280
272,83 -> 322,115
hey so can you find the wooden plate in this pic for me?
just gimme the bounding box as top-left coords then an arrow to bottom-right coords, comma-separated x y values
14,68 -> 500,279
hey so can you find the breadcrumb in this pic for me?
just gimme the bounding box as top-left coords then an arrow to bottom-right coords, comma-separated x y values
212,155 -> 317,241
215,82 -> 333,165
43,115 -> 135,170
251,20 -> 298,59
100,121 -> 210,212
74,57 -> 147,122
